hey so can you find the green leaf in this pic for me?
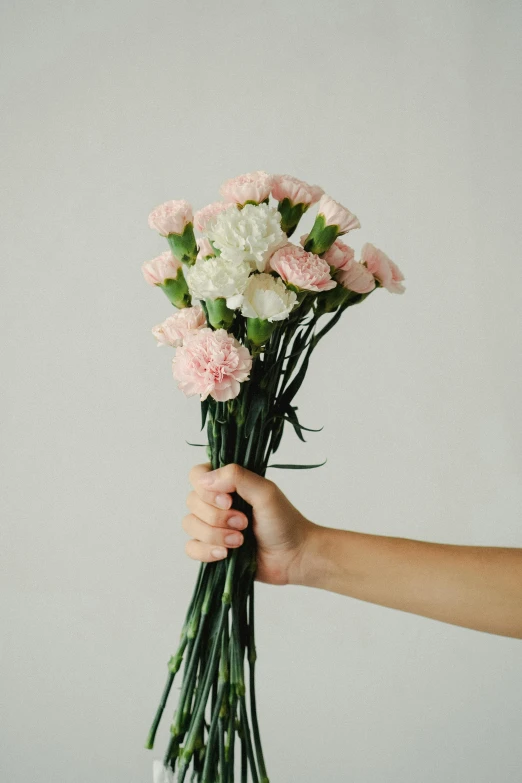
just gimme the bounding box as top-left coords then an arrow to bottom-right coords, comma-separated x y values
312,307 -> 344,347
186,441 -> 209,447
268,460 -> 327,470
280,344 -> 313,405
284,338 -> 313,361
281,416 -> 323,433
245,388 -> 267,433
270,421 -> 285,455
280,401 -> 307,442
201,399 -> 209,431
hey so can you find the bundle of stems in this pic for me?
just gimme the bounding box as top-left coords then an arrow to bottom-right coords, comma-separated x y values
145,291 -> 369,782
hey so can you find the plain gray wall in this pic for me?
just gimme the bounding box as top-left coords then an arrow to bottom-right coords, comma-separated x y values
1,1 -> 521,781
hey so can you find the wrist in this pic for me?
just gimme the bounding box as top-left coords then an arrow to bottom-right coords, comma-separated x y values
289,521 -> 335,589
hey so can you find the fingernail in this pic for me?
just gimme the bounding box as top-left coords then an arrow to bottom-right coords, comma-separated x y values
215,494 -> 230,509
224,532 -> 242,545
199,473 -> 215,486
228,516 -> 246,530
212,547 -> 227,559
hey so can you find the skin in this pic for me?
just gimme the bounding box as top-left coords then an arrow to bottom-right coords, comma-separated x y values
183,463 -> 522,640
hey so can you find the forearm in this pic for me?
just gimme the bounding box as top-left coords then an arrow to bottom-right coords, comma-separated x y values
296,524 -> 522,639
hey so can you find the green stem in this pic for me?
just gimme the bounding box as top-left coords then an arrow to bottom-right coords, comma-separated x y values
241,734 -> 248,783
145,671 -> 175,750
177,603 -> 229,781
146,564 -> 211,750
239,694 -> 259,783
172,568 -> 217,740
248,584 -> 269,782
219,712 -> 227,781
227,697 -> 238,783
200,681 -> 226,783
178,549 -> 237,777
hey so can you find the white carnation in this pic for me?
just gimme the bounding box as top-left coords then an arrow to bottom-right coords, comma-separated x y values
153,761 -> 173,783
239,273 -> 298,322
206,203 -> 287,272
185,256 -> 251,308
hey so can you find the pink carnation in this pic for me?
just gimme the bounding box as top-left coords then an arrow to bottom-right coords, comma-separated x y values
270,243 -> 336,293
337,261 -> 376,295
321,238 -> 355,271
317,194 -> 360,234
172,328 -> 252,402
148,200 -> 193,236
142,251 -> 181,286
152,305 -> 207,348
220,171 -> 274,205
196,237 -> 215,259
361,243 -> 405,294
194,202 -> 231,233
271,175 -> 324,206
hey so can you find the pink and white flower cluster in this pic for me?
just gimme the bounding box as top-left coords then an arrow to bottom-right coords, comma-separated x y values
143,170 -> 406,402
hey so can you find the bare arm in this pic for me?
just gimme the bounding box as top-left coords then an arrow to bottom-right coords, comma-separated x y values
298,525 -> 522,639
182,463 -> 522,639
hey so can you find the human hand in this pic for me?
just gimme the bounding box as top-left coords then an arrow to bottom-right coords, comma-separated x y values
182,463 -> 317,586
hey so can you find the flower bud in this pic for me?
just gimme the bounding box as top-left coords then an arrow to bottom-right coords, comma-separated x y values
167,226 -> 198,267
246,317 -> 277,347
271,175 -> 324,237
276,199 -> 308,238
304,195 -> 360,255
142,251 -> 181,286
205,297 -> 235,330
148,200 -> 198,265
160,267 -> 191,309
361,243 -> 405,294
196,237 -> 216,260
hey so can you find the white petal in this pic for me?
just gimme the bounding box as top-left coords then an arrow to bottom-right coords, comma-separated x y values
153,760 -> 173,783
226,293 -> 244,310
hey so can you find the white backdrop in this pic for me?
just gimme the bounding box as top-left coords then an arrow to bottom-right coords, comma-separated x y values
1,1 -> 521,781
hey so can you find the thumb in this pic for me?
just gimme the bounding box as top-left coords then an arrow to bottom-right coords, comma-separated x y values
197,463 -> 275,509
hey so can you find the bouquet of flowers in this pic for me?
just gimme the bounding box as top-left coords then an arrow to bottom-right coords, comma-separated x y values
142,171 -> 405,782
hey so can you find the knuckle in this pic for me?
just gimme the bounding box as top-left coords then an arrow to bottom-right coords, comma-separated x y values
189,463 -> 210,487
181,514 -> 193,534
208,528 -> 222,546
209,506 -> 228,526
186,491 -> 197,511
228,462 -> 242,484
263,478 -> 278,498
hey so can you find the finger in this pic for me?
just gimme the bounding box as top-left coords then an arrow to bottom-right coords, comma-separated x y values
185,538 -> 228,563
196,463 -> 277,508
182,514 -> 244,548
186,493 -> 248,530
189,463 -> 234,509
189,463 -> 212,484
